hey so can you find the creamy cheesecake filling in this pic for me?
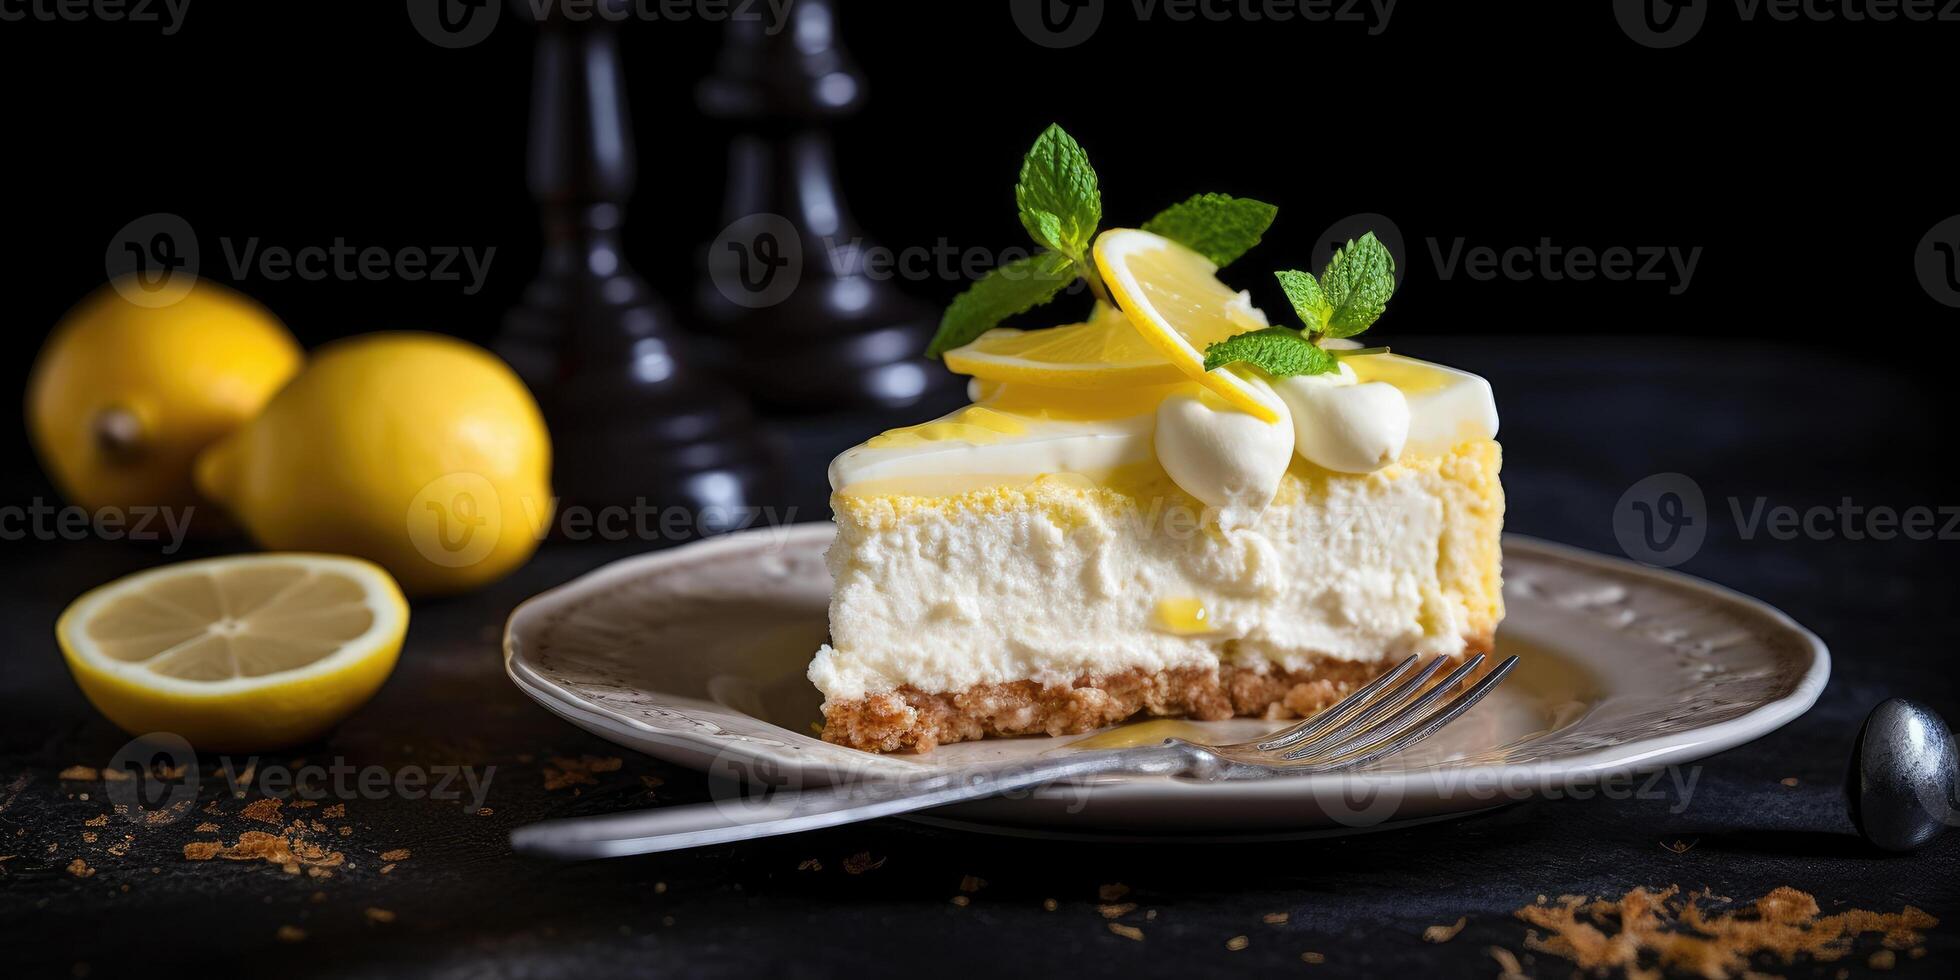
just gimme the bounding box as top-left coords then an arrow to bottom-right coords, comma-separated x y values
811,442 -> 1503,704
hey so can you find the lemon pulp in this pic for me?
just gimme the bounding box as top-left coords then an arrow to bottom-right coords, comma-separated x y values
57,554 -> 408,751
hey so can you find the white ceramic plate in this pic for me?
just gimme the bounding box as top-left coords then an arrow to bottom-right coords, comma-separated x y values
504,525 -> 1828,837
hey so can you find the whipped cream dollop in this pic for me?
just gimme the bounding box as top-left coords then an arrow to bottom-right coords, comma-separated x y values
1273,363 -> 1410,473
830,353 -> 1499,514
1153,382 -> 1294,527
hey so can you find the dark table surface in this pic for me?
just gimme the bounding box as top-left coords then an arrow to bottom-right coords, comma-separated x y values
2,339 -> 1955,979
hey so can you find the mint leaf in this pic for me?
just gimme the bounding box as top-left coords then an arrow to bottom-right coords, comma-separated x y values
1015,124 -> 1101,259
1319,232 -> 1396,339
1141,193 -> 1277,267
1202,327 -> 1339,377
926,250 -> 1077,357
1274,269 -> 1331,334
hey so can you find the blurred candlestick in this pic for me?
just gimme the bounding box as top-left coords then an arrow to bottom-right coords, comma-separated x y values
498,1 -> 775,523
694,0 -> 956,413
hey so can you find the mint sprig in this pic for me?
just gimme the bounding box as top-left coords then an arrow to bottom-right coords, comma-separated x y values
1142,193 -> 1277,267
926,124 -> 1274,359
1202,233 -> 1397,378
1015,124 -> 1101,261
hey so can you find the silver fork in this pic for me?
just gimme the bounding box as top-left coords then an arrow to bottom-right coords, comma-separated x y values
510,653 -> 1518,859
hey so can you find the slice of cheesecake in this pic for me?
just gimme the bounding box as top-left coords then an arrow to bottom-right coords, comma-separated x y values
808,128 -> 1503,753
810,341 -> 1502,753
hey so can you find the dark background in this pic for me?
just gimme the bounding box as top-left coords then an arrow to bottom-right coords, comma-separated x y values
3,0 -> 1957,481
3,4 -> 1959,977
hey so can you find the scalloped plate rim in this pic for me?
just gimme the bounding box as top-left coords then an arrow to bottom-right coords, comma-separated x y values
504,525 -> 1829,831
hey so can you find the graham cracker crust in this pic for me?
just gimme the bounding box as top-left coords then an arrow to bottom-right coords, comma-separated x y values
820,638 -> 1491,754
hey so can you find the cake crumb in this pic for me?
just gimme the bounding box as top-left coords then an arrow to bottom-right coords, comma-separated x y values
380,863 -> 397,875
654,882 -> 667,894
84,814 -> 109,828
959,874 -> 986,893
1869,949 -> 1896,970
950,895 -> 970,907
1781,777 -> 1800,787
797,859 -> 822,872
1107,922 -> 1144,941
1486,946 -> 1526,979
240,799 -> 284,825
81,832 -> 97,844
364,907 -> 397,924
321,804 -> 346,818
1515,885 -> 1936,977
1098,902 -> 1137,919
1098,883 -> 1130,902
1042,898 -> 1058,912
1263,912 -> 1289,925
66,858 -> 94,878
842,852 -> 885,875
1423,916 -> 1467,943
58,766 -> 98,781
1226,935 -> 1249,951
1300,951 -> 1325,964
379,848 -> 411,862
276,925 -> 306,943
194,822 -> 219,833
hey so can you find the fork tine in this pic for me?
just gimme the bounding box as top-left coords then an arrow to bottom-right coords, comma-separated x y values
1247,654 -> 1423,752
1287,653 -> 1486,763
1270,653 -> 1453,761
1311,655 -> 1519,772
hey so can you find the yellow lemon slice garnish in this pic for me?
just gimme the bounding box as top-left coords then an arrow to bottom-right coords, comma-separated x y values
1093,228 -> 1282,422
942,303 -> 1190,389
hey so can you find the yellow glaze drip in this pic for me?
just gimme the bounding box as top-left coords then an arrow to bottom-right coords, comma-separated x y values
1069,717 -> 1219,749
864,383 -> 1179,450
1347,353 -> 1450,394
1154,597 -> 1214,635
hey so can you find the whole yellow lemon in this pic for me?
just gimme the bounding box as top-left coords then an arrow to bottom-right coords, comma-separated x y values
195,332 -> 553,597
27,277 -> 303,525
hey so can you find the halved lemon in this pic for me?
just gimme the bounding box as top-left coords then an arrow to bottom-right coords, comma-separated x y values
942,303 -> 1187,389
57,554 -> 408,751
1093,228 -> 1282,422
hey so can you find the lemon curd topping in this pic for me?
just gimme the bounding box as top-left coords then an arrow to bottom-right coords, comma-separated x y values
828,352 -> 1498,513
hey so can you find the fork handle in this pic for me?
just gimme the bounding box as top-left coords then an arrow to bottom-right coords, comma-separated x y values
510,744 -> 1189,859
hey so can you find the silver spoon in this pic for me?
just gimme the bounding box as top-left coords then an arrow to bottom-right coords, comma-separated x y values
1847,698 -> 1958,852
